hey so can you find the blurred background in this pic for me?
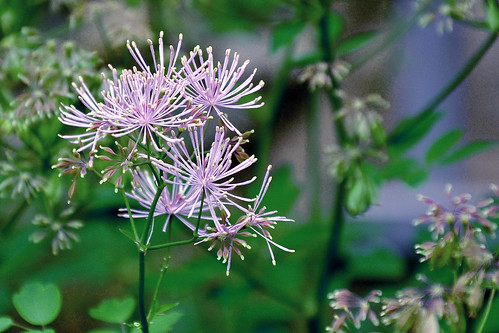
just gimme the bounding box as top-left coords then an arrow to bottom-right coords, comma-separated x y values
1,0 -> 499,332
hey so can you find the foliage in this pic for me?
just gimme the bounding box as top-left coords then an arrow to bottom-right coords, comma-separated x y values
1,0 -> 499,332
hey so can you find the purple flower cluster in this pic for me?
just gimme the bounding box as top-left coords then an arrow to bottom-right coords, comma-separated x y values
326,184 -> 499,332
56,32 -> 293,275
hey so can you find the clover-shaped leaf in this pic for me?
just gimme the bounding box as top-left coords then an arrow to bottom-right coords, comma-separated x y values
0,317 -> 13,332
12,282 -> 61,326
89,297 -> 135,324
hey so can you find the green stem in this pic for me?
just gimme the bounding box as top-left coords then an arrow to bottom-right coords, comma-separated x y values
423,32 -> 498,113
138,251 -> 149,333
390,32 -> 498,143
147,194 -> 205,251
121,189 -> 140,243
311,179 -> 346,332
476,288 -> 496,333
147,223 -> 172,322
308,2 -> 349,332
306,89 -> 322,221
350,1 -> 432,72
140,183 -> 166,246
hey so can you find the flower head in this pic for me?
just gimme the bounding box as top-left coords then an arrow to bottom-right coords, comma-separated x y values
119,168 -> 210,235
327,289 -> 381,331
181,46 -> 264,134
414,184 -> 497,239
154,125 -> 258,227
232,165 -> 295,265
195,219 -> 255,276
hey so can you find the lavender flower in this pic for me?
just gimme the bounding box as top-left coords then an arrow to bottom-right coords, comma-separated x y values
96,140 -> 138,192
196,220 -> 255,276
327,289 -> 381,331
414,184 -> 497,239
52,144 -> 90,201
231,165 -> 295,265
154,125 -> 258,228
195,165 -> 295,275
59,33 -> 200,167
181,46 -> 265,134
119,169 -> 210,234
381,275 -> 464,332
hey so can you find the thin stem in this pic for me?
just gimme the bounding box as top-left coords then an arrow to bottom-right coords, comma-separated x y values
350,1 -> 432,72
138,252 -> 149,333
147,223 -> 172,322
140,182 -> 166,246
147,194 -> 205,251
425,32 -> 497,112
310,180 -> 346,333
121,189 -> 140,242
309,2 -> 349,332
147,237 -> 198,251
306,89 -> 322,221
476,288 -> 496,333
390,32 -> 498,143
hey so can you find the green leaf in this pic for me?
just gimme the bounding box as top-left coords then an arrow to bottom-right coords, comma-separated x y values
89,296 -> 135,324
0,317 -> 13,332
12,282 -> 62,326
337,30 -> 377,57
440,141 -> 497,165
149,301 -> 178,321
487,0 -> 499,32
87,330 -> 120,333
156,302 -> 179,315
403,168 -> 429,187
271,20 -> 307,52
327,12 -> 344,45
131,312 -> 183,333
389,110 -> 443,156
119,228 -> 137,242
345,165 -> 378,216
425,129 -> 463,164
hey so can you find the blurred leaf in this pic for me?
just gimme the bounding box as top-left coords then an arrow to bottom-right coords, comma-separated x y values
389,111 -> 443,156
345,165 -> 378,216
440,141 -> 497,165
425,129 -> 463,164
0,317 -> 12,332
291,51 -> 321,67
327,12 -> 344,45
349,248 -> 405,280
272,20 -> 307,52
28,330 -> 55,333
88,330 -> 119,333
429,238 -> 455,269
131,312 -> 183,333
403,168 -> 429,187
125,0 -> 141,6
149,300 -> 179,321
337,31 -> 377,57
155,302 -> 179,315
192,0 -> 281,31
487,0 -> 499,31
12,282 -> 61,326
89,296 -> 135,324
119,228 -> 136,242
